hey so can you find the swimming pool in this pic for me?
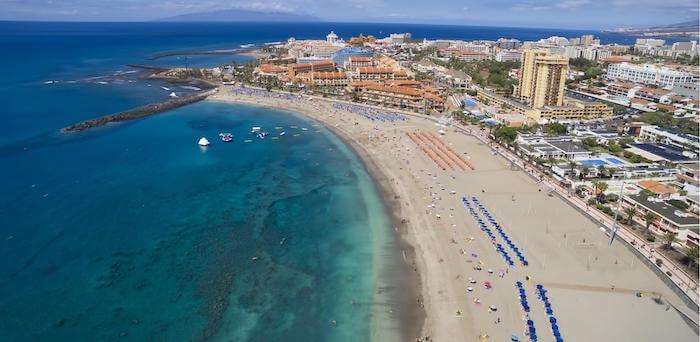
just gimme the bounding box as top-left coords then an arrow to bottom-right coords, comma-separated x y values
579,157 -> 626,167
579,159 -> 606,167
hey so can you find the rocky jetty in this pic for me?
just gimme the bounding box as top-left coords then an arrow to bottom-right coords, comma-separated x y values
61,89 -> 217,132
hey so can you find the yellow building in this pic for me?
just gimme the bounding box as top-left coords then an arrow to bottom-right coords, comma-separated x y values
477,88 -> 612,122
515,50 -> 569,108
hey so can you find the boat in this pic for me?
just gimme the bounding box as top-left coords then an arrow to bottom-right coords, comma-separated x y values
240,43 -> 254,48
160,86 -> 171,91
219,133 -> 233,142
198,137 -> 210,146
169,92 -> 178,98
257,132 -> 270,139
279,131 -> 286,136
250,127 -> 261,134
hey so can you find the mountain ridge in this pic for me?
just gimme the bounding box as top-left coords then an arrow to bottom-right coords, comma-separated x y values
157,9 -> 321,22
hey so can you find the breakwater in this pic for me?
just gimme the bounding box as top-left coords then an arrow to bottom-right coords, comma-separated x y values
61,89 -> 217,132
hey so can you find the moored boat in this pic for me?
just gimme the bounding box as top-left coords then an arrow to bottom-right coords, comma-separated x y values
198,137 -> 210,146
219,133 -> 233,142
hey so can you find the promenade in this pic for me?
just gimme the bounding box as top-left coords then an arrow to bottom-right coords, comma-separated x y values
464,125 -> 700,308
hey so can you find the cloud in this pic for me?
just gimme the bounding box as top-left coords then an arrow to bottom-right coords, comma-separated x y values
555,0 -> 591,9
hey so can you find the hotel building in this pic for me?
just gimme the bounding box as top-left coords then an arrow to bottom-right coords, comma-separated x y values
287,60 -> 336,78
606,63 -> 699,87
514,50 -> 569,108
357,83 -> 444,112
296,71 -> 349,88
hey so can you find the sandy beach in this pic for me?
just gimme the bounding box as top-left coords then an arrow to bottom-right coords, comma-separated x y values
210,86 -> 698,341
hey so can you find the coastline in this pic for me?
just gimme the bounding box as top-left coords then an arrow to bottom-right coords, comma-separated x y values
207,92 -> 427,341
209,86 -> 699,342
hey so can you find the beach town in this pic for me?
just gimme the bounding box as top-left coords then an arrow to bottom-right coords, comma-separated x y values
56,28 -> 700,341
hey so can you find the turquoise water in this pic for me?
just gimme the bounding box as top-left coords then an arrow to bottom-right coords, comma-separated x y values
0,101 -> 400,340
0,21 -> 653,340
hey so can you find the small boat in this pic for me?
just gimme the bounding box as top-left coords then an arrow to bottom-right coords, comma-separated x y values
279,131 -> 286,136
219,133 -> 233,142
257,132 -> 270,139
250,127 -> 261,134
43,80 -> 57,84
198,137 -> 210,146
169,92 -> 178,98
161,86 -> 171,91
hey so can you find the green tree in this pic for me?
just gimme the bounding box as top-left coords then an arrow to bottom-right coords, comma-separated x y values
580,167 -> 590,180
543,122 -> 567,136
624,207 -> 638,225
643,212 -> 659,235
685,246 -> 699,268
591,180 -> 608,203
662,232 -> 677,249
493,126 -> 518,144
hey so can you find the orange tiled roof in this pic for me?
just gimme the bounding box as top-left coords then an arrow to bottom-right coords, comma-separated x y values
288,60 -> 335,69
639,87 -> 671,96
258,64 -> 286,73
364,84 -> 423,96
349,56 -> 372,62
302,71 -> 347,79
601,56 -> 631,63
349,81 -> 381,87
358,67 -> 395,74
386,80 -> 421,87
638,180 -> 677,194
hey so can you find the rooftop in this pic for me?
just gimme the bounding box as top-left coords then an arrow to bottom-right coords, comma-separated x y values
626,194 -> 699,228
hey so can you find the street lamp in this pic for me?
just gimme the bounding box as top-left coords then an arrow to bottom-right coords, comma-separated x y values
609,180 -> 626,246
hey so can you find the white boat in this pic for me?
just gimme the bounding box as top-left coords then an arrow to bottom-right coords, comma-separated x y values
198,137 -> 210,146
240,44 -> 254,48
219,133 -> 233,142
161,86 -> 171,91
43,80 -> 57,84
180,86 -> 201,91
169,92 -> 178,98
250,127 -> 261,134
279,131 -> 286,136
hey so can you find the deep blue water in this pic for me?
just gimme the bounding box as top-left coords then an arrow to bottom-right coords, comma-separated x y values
0,21 -> 666,341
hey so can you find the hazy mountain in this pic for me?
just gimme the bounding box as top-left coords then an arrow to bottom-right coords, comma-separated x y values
606,19 -> 699,37
157,9 -> 321,22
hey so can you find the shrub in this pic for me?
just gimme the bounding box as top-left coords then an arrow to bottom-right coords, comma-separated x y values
646,235 -> 656,242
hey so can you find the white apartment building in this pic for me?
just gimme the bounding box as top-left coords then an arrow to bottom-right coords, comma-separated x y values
638,125 -> 700,151
495,50 -> 522,62
606,63 -> 699,87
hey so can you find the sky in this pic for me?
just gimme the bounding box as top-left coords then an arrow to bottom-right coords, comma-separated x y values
1,0 -> 698,29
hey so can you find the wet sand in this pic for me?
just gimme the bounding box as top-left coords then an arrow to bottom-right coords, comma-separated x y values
210,86 -> 699,342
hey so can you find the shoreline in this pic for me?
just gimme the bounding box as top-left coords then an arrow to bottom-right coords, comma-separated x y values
210,86 -> 699,342
207,93 -> 427,341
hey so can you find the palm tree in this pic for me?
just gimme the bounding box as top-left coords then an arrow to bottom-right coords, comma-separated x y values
662,232 -> 677,249
591,180 -> 608,203
623,207 -> 638,225
597,165 -> 608,178
643,212 -> 660,236
686,246 -> 699,268
580,167 -> 590,180
568,160 -> 577,178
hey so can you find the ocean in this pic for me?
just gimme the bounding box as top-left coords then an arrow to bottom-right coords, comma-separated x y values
0,21 -> 661,341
